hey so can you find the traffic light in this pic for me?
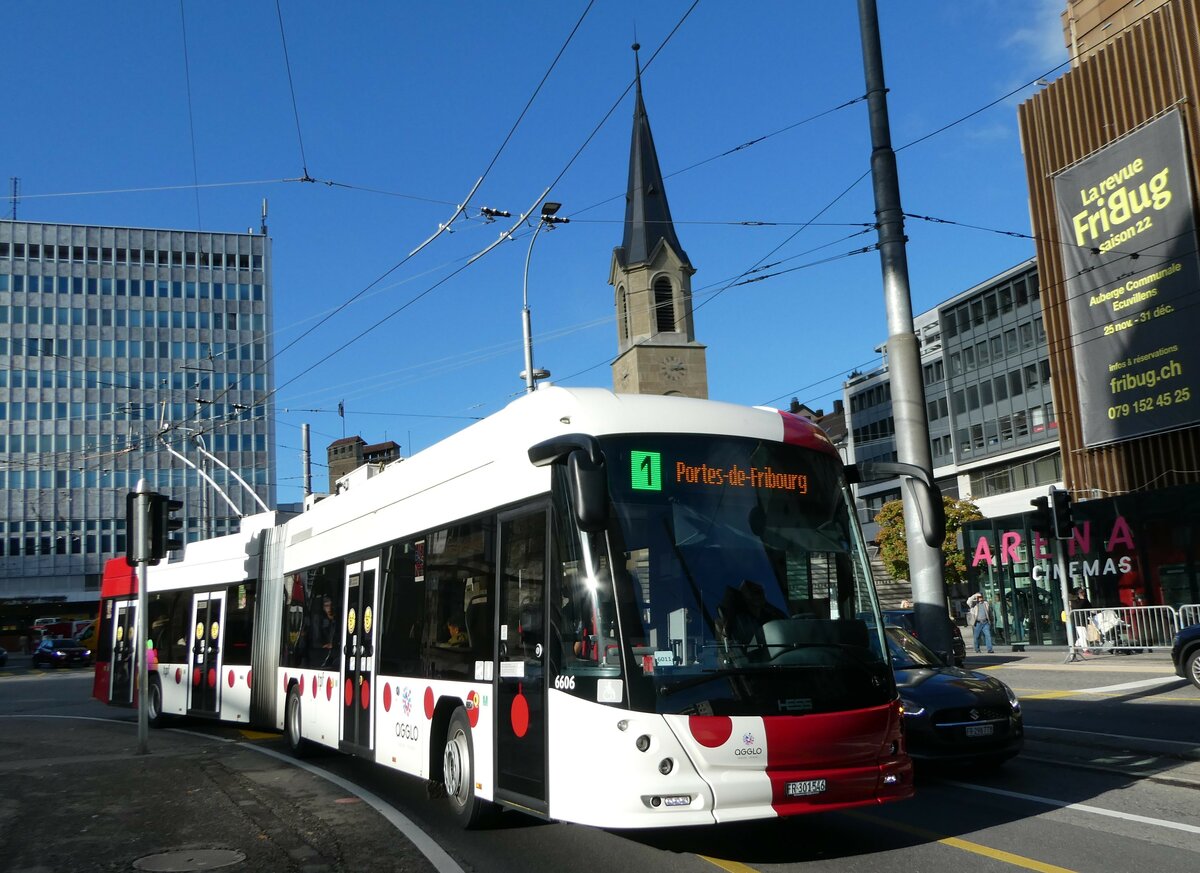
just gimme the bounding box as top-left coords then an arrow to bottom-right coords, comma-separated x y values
148,493 -> 184,562
125,492 -> 144,566
1029,495 -> 1051,537
1051,487 -> 1074,540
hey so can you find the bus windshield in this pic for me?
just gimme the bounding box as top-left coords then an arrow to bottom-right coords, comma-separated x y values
557,433 -> 892,717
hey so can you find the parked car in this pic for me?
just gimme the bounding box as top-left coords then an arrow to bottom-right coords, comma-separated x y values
31,636 -> 92,668
862,609 -> 966,666
884,625 -> 1022,767
1171,623 -> 1200,691
0,645 -> 7,669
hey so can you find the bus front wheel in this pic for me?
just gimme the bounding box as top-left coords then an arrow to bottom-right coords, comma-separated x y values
285,685 -> 310,758
443,707 -> 490,828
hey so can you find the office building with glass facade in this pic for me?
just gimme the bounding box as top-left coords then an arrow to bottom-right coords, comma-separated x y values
845,259 -> 1061,539
0,220 -> 275,621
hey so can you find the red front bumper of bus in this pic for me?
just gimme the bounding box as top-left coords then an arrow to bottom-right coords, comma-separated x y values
760,700 -> 913,814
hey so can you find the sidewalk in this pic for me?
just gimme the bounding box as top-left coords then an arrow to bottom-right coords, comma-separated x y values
0,714 -> 441,873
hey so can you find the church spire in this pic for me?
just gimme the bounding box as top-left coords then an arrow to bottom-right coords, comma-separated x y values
616,42 -> 689,269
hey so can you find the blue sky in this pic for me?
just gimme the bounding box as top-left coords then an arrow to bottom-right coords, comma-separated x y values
3,1 -> 1068,504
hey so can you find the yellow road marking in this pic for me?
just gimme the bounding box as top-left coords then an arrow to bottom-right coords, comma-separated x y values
1021,691 -> 1082,700
238,729 -> 278,740
697,856 -> 760,873
846,811 -> 1079,873
979,664 -> 1173,674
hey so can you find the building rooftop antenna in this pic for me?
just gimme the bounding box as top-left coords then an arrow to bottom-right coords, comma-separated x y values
9,177 -> 18,220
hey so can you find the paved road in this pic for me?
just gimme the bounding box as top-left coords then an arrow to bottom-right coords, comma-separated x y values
2,648 -> 1196,873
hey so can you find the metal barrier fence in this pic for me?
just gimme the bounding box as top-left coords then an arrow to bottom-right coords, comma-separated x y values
1180,604 -> 1200,629
1067,604 -> 1198,654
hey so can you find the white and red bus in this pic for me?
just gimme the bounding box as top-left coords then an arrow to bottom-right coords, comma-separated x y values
95,387 -> 919,827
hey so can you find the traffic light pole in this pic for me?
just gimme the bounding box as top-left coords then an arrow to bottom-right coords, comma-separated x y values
133,478 -> 151,754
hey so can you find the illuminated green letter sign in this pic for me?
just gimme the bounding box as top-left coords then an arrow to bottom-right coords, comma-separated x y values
630,450 -> 662,491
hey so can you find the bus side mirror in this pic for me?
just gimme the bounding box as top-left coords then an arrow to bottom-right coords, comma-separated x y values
528,434 -> 609,534
849,460 -> 945,549
568,450 -> 608,533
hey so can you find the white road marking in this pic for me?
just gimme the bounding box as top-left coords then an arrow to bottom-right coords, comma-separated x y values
1075,676 -> 1185,694
946,779 -> 1200,835
1026,724 -> 1200,752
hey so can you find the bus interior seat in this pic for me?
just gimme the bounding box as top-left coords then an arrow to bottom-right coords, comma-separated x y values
465,596 -> 488,652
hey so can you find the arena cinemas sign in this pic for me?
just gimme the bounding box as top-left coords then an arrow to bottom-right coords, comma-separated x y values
1053,110 -> 1200,447
970,517 -> 1135,583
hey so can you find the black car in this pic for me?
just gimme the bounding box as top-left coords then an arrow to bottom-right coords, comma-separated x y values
31,636 -> 92,668
868,609 -> 966,667
885,626 -> 1022,767
0,644 -> 7,669
1171,623 -> 1200,691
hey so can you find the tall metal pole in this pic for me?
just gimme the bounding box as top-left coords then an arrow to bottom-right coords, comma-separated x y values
134,477 -> 151,754
858,0 -> 950,656
521,218 -> 547,393
302,423 -> 312,497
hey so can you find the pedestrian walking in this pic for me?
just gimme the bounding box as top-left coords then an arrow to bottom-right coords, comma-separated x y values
966,592 -> 994,653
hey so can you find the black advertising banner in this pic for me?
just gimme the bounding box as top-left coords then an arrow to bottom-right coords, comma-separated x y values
1053,110 -> 1200,447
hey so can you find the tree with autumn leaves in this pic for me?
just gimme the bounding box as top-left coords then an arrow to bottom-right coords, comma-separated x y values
874,496 -> 983,585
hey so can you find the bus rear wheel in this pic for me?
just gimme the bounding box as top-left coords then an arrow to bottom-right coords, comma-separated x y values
443,707 -> 491,828
285,685 -> 310,757
147,676 -> 167,728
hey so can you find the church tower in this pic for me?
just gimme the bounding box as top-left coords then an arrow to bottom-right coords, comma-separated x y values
609,45 -> 708,398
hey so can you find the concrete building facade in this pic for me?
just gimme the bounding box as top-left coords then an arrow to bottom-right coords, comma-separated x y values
0,220 -> 275,618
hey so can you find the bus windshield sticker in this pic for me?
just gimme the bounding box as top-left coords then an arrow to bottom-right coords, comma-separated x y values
499,660 -> 525,678
630,450 -> 662,491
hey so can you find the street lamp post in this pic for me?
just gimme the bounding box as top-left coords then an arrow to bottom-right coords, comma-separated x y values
521,201 -> 568,393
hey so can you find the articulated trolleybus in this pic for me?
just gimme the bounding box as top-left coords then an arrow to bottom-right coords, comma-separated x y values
96,387 -> 914,827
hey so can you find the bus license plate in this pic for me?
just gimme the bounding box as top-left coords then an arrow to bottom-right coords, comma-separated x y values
786,779 -> 827,797
965,724 -> 994,738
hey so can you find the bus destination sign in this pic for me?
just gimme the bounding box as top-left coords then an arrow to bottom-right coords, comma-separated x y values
630,450 -> 808,495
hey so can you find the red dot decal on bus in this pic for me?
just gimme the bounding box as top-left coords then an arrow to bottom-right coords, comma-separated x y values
689,715 -> 734,747
361,679 -> 370,710
467,689 -> 481,728
227,669 -> 235,688
423,687 -> 435,720
193,667 -> 202,687
175,667 -> 183,685
207,668 -> 217,689
344,680 -> 354,708
510,685 -> 528,738
311,675 -> 318,698
246,669 -> 252,689
383,683 -> 392,712
326,676 -> 334,701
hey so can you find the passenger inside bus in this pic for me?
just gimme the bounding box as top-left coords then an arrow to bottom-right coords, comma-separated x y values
445,613 -> 468,647
313,596 -> 339,668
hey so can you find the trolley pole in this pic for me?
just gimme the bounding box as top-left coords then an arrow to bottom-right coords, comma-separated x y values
858,0 -> 950,656
131,478 -> 151,754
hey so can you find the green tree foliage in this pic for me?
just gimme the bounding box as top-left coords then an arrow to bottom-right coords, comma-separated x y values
874,496 -> 983,585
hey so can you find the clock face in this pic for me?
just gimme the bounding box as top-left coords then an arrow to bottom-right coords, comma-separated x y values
660,355 -> 686,382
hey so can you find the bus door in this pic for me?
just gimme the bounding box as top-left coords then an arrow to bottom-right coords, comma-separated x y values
341,557 -> 379,754
109,600 -> 137,705
495,507 -> 548,811
189,591 -> 226,716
